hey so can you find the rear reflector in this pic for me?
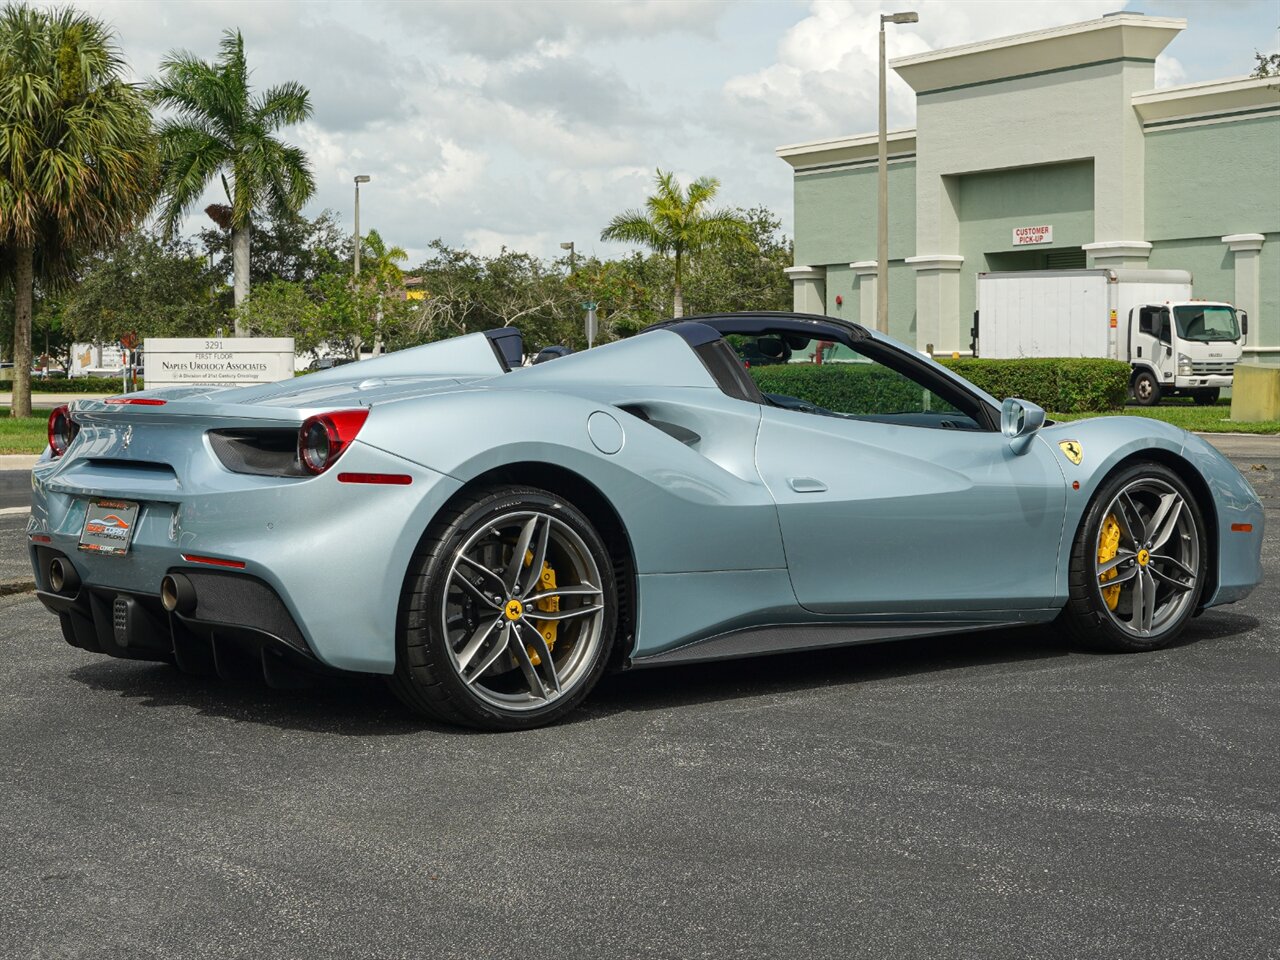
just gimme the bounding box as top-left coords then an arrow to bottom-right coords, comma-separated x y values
105,397 -> 167,405
1230,523 -> 1253,533
29,534 -> 51,543
181,554 -> 247,569
337,472 -> 413,485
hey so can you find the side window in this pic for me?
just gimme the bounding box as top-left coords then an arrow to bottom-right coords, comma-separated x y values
743,336 -> 983,431
1138,307 -> 1154,335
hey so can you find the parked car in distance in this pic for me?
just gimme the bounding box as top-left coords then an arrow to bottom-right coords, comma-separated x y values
532,346 -> 572,364
307,357 -> 356,371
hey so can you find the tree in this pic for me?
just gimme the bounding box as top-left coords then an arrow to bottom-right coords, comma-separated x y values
0,3 -> 155,417
1253,51 -> 1280,78
200,209 -> 346,290
62,231 -> 224,344
600,169 -> 752,318
148,29 -> 315,330
682,206 -> 792,316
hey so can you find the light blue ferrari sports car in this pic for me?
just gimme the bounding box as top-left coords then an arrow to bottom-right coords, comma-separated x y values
28,313 -> 1264,729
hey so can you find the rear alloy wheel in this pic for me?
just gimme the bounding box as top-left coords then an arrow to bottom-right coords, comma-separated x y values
1132,370 -> 1161,406
1061,463 -> 1206,652
390,486 -> 617,730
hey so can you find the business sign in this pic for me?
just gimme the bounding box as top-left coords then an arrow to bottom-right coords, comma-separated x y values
143,337 -> 295,388
1012,225 -> 1053,246
71,342 -> 128,376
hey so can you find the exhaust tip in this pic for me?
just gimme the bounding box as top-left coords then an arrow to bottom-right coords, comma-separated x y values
48,557 -> 79,595
160,573 -> 196,615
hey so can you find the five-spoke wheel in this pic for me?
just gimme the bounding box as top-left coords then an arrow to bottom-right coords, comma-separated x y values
1062,462 -> 1206,651
391,485 -> 617,729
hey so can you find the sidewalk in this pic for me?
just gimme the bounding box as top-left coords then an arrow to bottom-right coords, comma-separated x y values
1,392 -> 112,410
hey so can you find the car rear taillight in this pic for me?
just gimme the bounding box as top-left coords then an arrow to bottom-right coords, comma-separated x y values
48,405 -> 79,458
298,409 -> 370,474
105,397 -> 166,406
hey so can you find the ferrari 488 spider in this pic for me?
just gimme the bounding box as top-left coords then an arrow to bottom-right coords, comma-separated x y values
27,313 -> 1263,728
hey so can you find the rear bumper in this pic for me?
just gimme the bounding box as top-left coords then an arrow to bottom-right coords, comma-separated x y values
28,439 -> 464,673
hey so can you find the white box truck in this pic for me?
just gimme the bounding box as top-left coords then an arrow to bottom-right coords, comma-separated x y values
973,269 -> 1248,405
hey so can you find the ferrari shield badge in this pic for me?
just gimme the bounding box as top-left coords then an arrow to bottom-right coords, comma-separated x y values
1059,440 -> 1083,465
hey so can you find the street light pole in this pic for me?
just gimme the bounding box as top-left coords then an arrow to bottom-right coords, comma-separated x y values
559,240 -> 576,274
353,175 -> 371,277
878,11 -> 918,334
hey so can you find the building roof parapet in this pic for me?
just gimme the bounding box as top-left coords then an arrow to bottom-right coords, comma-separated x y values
1133,74 -> 1280,126
776,129 -> 916,170
891,14 -> 1184,95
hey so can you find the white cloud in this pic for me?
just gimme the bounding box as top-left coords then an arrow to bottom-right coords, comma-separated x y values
383,0 -> 725,61
1155,54 -> 1187,87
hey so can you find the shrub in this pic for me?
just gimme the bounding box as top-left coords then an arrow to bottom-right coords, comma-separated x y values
749,357 -> 1130,416
31,376 -> 138,393
939,358 -> 1129,413
750,362 -> 942,415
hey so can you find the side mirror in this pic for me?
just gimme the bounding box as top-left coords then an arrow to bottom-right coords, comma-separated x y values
1240,311 -> 1249,338
1150,312 -> 1163,338
1001,397 -> 1045,454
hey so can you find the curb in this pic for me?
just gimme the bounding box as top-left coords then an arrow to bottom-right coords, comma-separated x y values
0,579 -> 35,597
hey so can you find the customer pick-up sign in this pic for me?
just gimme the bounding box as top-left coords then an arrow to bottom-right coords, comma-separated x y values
1012,225 -> 1053,245
143,337 -> 295,388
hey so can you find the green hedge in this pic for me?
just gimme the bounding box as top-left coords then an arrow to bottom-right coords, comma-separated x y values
938,358 -> 1129,413
30,376 -> 137,393
750,363 -> 954,415
749,357 -> 1129,416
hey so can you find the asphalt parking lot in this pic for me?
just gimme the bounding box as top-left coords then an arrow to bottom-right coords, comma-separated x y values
1,438 -> 1277,959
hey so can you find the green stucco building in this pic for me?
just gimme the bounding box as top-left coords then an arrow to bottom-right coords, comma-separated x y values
778,12 -> 1280,361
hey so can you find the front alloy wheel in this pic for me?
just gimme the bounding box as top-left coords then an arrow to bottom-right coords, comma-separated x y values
391,486 -> 617,729
1062,463 -> 1205,652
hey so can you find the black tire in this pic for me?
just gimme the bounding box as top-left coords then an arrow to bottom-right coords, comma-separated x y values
1060,461 -> 1206,653
1132,370 -> 1162,406
1192,388 -> 1220,406
389,485 -> 617,730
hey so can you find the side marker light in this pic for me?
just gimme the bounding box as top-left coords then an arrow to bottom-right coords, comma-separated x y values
1230,523 -> 1253,533
337,472 -> 413,485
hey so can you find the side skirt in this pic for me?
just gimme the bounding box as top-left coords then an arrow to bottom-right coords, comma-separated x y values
629,617 -> 1048,668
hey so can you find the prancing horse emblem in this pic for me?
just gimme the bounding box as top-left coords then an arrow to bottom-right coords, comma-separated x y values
121,425 -> 133,451
1059,439 -> 1083,465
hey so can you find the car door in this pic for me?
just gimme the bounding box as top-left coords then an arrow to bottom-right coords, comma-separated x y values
753,346 -> 1068,616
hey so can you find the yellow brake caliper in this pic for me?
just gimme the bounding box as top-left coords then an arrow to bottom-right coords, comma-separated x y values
521,551 -> 560,666
1097,514 -> 1122,610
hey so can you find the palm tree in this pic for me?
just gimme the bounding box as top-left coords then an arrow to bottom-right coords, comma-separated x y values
148,29 -> 315,333
0,3 -> 155,418
357,229 -> 407,357
601,169 -> 751,318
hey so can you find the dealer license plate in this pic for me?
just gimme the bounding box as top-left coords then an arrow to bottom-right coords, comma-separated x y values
78,499 -> 140,556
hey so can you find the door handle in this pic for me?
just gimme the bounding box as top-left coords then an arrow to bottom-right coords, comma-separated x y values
788,477 -> 828,493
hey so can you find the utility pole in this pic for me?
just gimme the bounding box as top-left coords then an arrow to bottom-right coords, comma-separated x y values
353,175 -> 371,277
878,11 -> 918,333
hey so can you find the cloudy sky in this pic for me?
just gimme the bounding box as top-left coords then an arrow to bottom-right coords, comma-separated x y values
61,0 -> 1280,266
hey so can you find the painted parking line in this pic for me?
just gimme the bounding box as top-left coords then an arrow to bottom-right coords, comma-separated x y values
0,507 -> 30,517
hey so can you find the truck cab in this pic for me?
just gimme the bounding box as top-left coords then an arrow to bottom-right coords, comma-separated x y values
1128,301 -> 1246,405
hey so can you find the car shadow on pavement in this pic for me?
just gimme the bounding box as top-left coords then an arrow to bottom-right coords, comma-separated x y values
65,612 -> 1258,735
582,609 -> 1260,720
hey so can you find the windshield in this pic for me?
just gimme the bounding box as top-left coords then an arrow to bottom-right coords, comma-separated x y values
1173,305 -> 1239,343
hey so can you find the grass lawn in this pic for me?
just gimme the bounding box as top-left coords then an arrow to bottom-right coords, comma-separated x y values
1050,398 -> 1280,435
0,408 -> 50,455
